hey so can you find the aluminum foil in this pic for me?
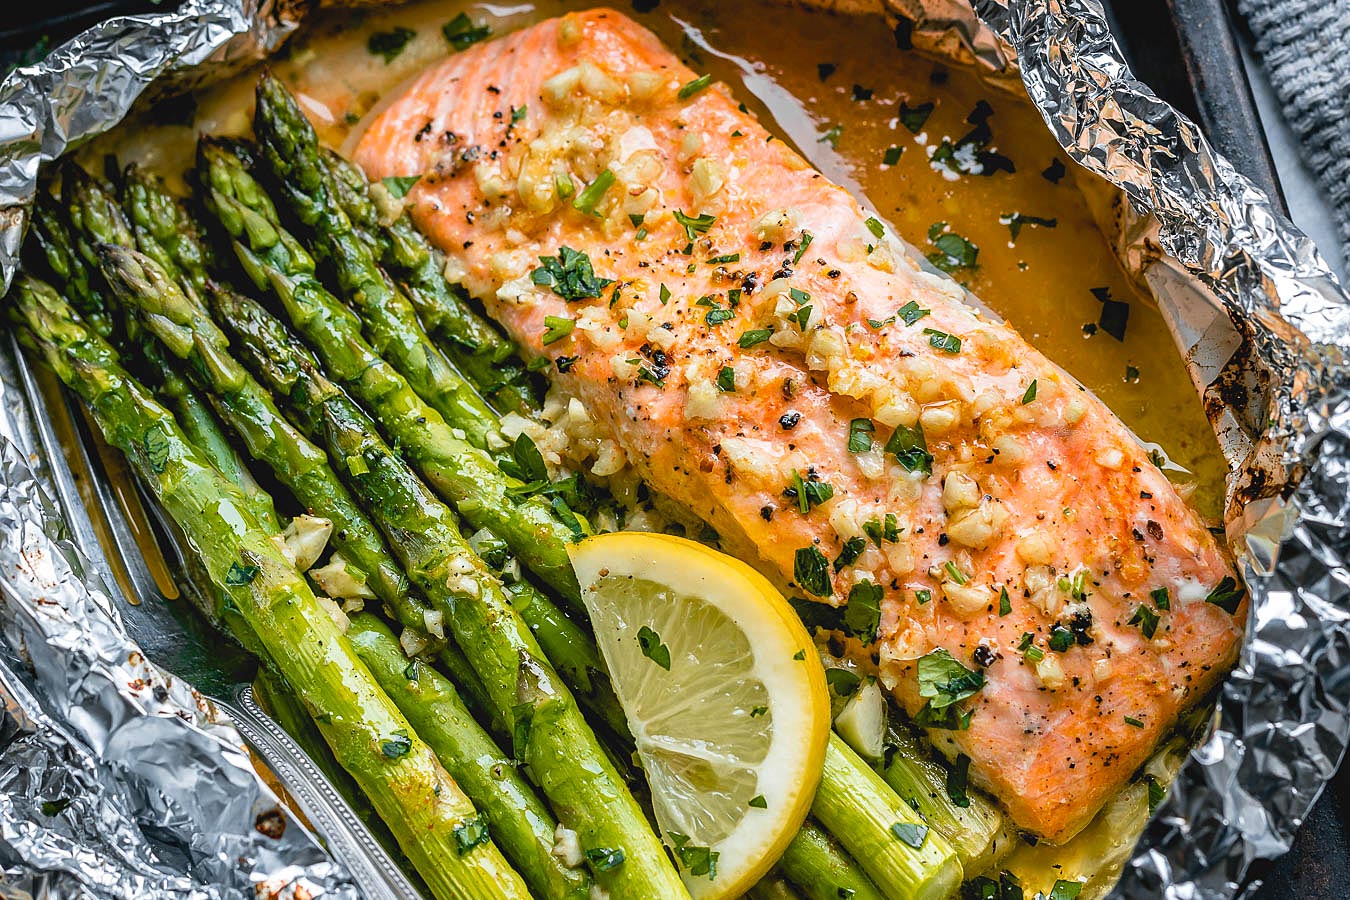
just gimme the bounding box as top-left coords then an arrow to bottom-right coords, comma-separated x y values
0,0 -> 1346,895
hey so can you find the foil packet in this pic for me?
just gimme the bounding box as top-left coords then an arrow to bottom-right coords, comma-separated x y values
0,0 -> 1346,897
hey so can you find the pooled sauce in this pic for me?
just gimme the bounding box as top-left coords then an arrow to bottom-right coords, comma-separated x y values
92,0 -> 1223,519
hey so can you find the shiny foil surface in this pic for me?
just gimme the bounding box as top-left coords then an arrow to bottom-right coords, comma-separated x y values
0,0 -> 1346,896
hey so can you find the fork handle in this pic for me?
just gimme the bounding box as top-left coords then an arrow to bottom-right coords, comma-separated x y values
228,684 -> 422,900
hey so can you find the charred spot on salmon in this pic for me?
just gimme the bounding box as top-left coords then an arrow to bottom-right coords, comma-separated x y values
973,644 -> 998,668
531,247 -> 612,301
779,411 -> 801,430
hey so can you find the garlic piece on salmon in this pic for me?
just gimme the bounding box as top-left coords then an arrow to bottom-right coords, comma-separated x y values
1033,654 -> 1067,690
947,499 -> 1010,550
752,208 -> 798,244
942,579 -> 990,618
942,472 -> 982,513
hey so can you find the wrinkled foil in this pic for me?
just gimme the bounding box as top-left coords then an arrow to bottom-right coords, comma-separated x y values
0,0 -> 1345,895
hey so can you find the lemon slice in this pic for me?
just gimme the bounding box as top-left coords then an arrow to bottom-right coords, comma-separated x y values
570,532 -> 829,899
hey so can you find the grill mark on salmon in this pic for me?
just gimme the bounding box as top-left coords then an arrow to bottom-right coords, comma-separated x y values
355,8 -> 1245,842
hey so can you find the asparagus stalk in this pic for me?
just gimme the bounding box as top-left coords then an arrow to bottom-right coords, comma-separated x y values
120,163 -> 215,300
195,137 -> 583,609
208,287 -> 686,898
812,733 -> 962,900
776,820 -> 886,900
250,74 -> 502,452
6,275 -> 530,900
207,279 -> 620,717
319,147 -> 538,414
348,613 -> 594,900
27,194 -> 114,339
52,165 -> 280,531
881,721 -> 1007,873
744,872 -> 806,900
98,244 -> 432,635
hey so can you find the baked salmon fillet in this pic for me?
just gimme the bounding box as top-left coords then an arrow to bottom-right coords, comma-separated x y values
355,8 -> 1246,842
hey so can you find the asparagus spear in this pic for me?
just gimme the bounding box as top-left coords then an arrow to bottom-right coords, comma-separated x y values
98,244 -> 432,633
812,733 -> 962,899
319,147 -> 538,414
207,286 -> 687,898
6,275 -> 529,900
206,277 -> 619,713
120,163 -> 215,300
51,164 -> 280,531
776,820 -> 886,900
27,194 -> 114,339
250,74 -> 502,452
348,613 -> 594,900
744,872 -> 806,900
195,137 -> 583,608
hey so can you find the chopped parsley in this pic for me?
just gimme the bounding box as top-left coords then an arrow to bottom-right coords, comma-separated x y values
554,173 -> 575,200
673,209 -> 716,240
380,729 -> 412,758
749,794 -> 768,809
1205,576 -> 1244,614
1146,774 -> 1166,813
834,536 -> 866,572
899,100 -> 934,133
885,423 -> 932,474
786,469 -> 834,513
716,365 -> 736,392
923,328 -> 962,353
705,307 -> 734,326
1124,716 -> 1144,728
1047,625 -> 1074,653
1128,604 -> 1160,639
793,231 -> 814,264
1091,286 -> 1130,341
1151,587 -> 1171,611
819,124 -> 843,148
501,433 -> 548,484
915,589 -> 932,605
1001,212 -> 1058,242
637,625 -> 672,670
381,174 -> 421,198
738,328 -> 772,348
883,145 -> 903,166
442,13 -> 491,50
452,816 -> 490,854
844,580 -> 883,643
225,562 -> 259,586
510,104 -> 528,123
1048,881 -> 1083,900
531,247 -> 612,301
998,586 -> 1012,616
864,217 -> 886,240
890,822 -> 929,849
707,252 -> 741,264
667,832 -> 718,879
847,418 -> 874,452
584,847 -> 626,872
750,705 -> 768,718
1022,380 -> 1038,404
917,648 -> 984,711
826,668 -> 861,697
541,315 -> 574,345
368,27 -> 416,63
794,546 -> 832,596
947,752 -> 971,806
573,169 -> 615,215
677,73 -> 713,100
926,227 -> 980,272
143,428 -> 170,472
863,514 -> 900,546
897,301 -> 930,326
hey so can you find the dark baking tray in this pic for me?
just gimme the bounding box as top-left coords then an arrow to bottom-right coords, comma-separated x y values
0,0 -> 1334,896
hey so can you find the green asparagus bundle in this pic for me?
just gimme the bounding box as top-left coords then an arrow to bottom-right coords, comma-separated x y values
195,138 -> 584,609
318,146 -> 538,414
249,74 -> 502,452
97,243 -> 433,635
204,276 -> 687,898
348,614 -> 593,900
6,275 -> 529,900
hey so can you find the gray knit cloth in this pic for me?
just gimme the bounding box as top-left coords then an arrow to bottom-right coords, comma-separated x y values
1238,0 -> 1350,255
